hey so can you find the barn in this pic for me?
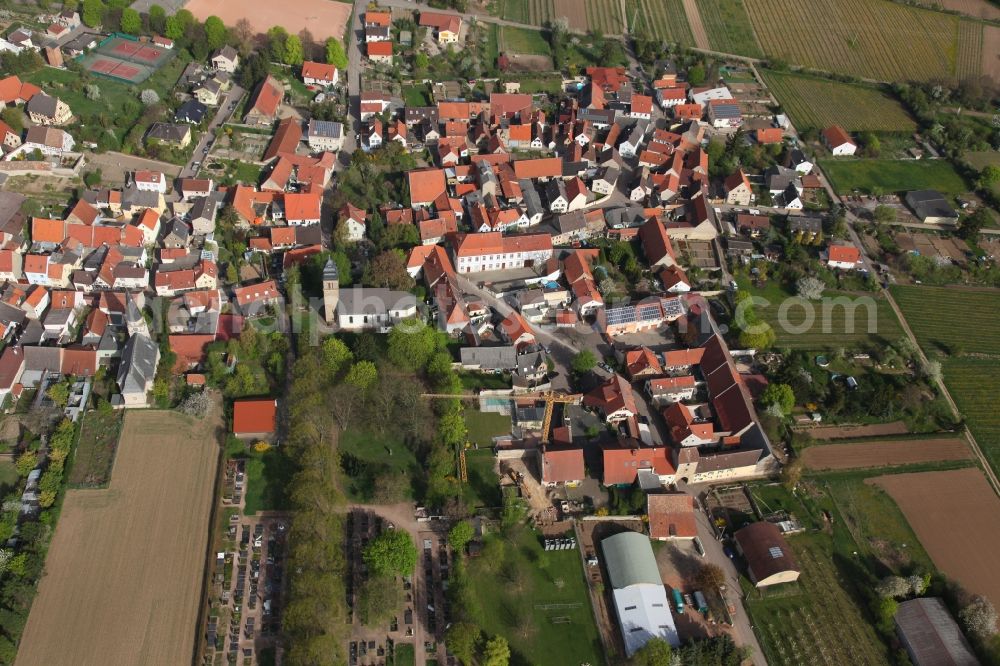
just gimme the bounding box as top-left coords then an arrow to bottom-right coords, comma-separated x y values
734,522 -> 801,588
895,597 -> 979,666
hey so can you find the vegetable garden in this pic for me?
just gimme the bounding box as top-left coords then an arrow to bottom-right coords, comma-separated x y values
761,71 -> 915,131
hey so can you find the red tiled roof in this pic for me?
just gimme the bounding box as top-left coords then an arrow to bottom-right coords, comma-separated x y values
638,218 -> 676,265
365,10 -> 391,26
367,41 -> 393,57
419,11 -> 461,33
233,398 -> 277,435
284,191 -> 321,221
822,125 -> 854,148
755,128 -> 783,144
32,218 -> 66,244
828,244 -> 860,264
583,374 -> 637,418
662,347 -> 704,368
301,60 -> 337,83
648,493 -> 697,539
233,280 -> 280,307
169,334 -> 215,369
625,347 -> 662,378
249,75 -> 283,118
408,168 -> 447,204
631,94 -> 653,115
602,443 -> 674,485
263,117 -> 302,161
513,157 -> 562,180
541,446 -> 585,483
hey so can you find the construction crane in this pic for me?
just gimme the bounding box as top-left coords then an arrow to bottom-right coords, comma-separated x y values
421,390 -> 582,443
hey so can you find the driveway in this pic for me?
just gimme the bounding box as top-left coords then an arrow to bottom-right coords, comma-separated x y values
178,84 -> 246,180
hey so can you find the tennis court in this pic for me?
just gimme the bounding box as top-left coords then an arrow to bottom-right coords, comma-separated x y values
78,34 -> 174,83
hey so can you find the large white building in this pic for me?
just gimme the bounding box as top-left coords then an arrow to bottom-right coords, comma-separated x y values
602,531 -> 679,657
451,232 -> 553,274
334,286 -> 418,331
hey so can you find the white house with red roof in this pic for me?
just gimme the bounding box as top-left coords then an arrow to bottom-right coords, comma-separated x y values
826,243 -> 861,270
822,125 -> 857,156
132,170 -> 166,194
301,61 -> 339,87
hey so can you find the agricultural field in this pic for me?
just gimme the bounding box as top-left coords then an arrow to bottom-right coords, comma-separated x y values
456,526 -> 603,665
585,0 -> 624,34
695,0 -> 763,57
499,25 -> 552,55
965,150 -> 1000,171
890,286 -> 1000,356
801,437 -> 973,471
761,71 -> 915,132
943,357 -> 1000,474
626,0 -> 696,46
17,409 -> 220,664
821,159 -> 969,196
499,0 -> 555,25
872,468 -> 1000,605
957,20 -> 983,79
744,0 -> 979,82
67,408 -> 124,487
916,0 -> 1000,20
745,533 -> 889,666
748,283 -> 905,350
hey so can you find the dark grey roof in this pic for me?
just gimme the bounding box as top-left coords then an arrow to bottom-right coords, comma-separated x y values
322,258 -> 339,281
604,204 -> 646,229
709,102 -> 742,119
519,180 -> 544,217
895,598 -> 979,666
337,287 -> 415,316
765,165 -> 801,192
23,345 -> 61,372
190,196 -> 219,223
545,178 -> 567,203
0,192 -> 25,235
175,99 -> 207,124
578,108 -> 616,125
117,333 -> 158,394
554,210 -> 587,235
26,94 -> 59,119
146,123 -> 189,144
905,190 -> 958,221
787,215 -> 822,233
308,119 -> 343,139
295,224 -> 322,246
213,45 -> 238,62
459,345 -> 517,369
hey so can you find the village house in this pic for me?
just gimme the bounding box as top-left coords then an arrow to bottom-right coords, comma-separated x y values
822,125 -> 857,156
245,75 -> 283,127
419,11 -> 462,43
232,398 -> 277,439
301,60 -> 339,87
146,123 -> 191,148
211,45 -> 239,73
307,119 -> 344,152
19,126 -> 74,156
26,93 -> 72,126
451,232 -> 553,274
826,243 -> 861,270
367,41 -> 393,63
724,169 -> 753,206
117,333 -> 159,407
132,170 -> 166,194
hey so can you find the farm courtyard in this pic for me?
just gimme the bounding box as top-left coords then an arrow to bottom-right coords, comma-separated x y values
17,409 -> 220,664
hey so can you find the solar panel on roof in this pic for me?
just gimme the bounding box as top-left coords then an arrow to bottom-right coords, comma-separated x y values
637,303 -> 662,321
606,306 -> 637,325
769,546 -> 783,559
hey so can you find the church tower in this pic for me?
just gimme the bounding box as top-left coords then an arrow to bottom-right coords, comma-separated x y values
322,258 -> 339,325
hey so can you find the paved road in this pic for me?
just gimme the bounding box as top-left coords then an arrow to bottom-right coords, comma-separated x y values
179,84 -> 246,180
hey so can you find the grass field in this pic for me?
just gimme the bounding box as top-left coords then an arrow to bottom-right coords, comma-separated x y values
891,285 -> 1000,355
744,0 -> 978,82
18,409 -> 219,664
695,0 -> 762,57
465,410 -> 512,446
748,283 -> 904,350
460,527 -> 603,664
761,70 -> 915,132
462,448 -> 502,508
746,533 -> 889,666
965,150 -> 1000,170
401,84 -> 432,107
243,447 -> 295,515
500,25 -> 552,55
339,427 -> 420,501
943,357 -> 1000,473
585,0 -> 623,34
821,159 -> 968,196
0,460 -> 17,493
67,408 -> 123,487
626,0 -> 696,46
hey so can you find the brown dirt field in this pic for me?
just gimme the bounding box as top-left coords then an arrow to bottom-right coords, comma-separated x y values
184,0 -> 352,41
801,437 -> 973,471
681,0 -> 710,50
870,468 -> 1000,607
983,26 -> 1000,81
16,409 -> 221,666
554,0 -> 590,31
797,421 -> 909,440
926,0 -> 1000,19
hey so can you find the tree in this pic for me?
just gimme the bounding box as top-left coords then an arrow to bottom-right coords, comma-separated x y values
958,208 -> 990,240
140,89 -> 159,105
960,595 -> 998,639
81,0 -> 104,27
876,575 -> 911,599
482,636 -> 510,666
325,37 -> 348,68
760,383 -> 795,415
14,452 -> 36,477
120,7 -> 140,34
164,15 -> 183,41
873,205 -> 896,224
179,392 -> 212,417
363,250 -> 414,291
688,64 -> 706,86
46,382 -> 70,408
267,25 -> 288,62
796,276 -> 825,300
363,528 -> 417,577
204,15 -> 227,49
345,361 -> 378,392
1,108 -> 23,134
448,520 -> 474,553
978,165 -> 1000,191
148,4 -> 166,33
571,349 -> 597,374
387,321 -> 444,372
446,622 -> 481,666
630,637 -> 673,665
322,337 -> 354,376
84,84 -> 101,101
694,562 -> 726,592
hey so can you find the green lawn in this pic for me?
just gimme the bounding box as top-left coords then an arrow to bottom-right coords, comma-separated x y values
243,448 -> 295,515
820,158 -> 969,196
747,282 -> 904,350
68,409 -> 123,488
507,74 -> 563,94
462,448 -> 502,509
500,25 -> 552,56
465,410 -> 511,447
458,527 -> 602,665
338,428 -> 420,502
392,643 -> 415,666
891,285 -> 1000,356
402,84 -> 432,107
458,372 -> 511,392
0,460 -> 18,494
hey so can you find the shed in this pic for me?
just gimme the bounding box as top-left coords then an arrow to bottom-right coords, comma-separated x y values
895,597 -> 980,666
734,521 -> 800,587
233,398 -> 277,438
